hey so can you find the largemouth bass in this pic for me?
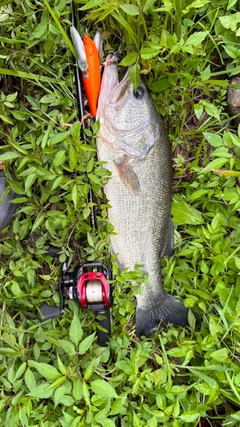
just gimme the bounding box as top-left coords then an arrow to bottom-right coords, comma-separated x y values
97,54 -> 189,337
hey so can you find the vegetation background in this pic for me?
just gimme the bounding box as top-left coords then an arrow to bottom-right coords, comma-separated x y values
1,0 -> 240,425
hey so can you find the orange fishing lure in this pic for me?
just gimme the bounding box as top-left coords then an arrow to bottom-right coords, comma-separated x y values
82,35 -> 101,117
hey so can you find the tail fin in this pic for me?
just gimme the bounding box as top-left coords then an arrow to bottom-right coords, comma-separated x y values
136,294 -> 189,338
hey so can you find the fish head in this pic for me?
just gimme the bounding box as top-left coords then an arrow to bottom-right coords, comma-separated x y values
97,54 -> 160,159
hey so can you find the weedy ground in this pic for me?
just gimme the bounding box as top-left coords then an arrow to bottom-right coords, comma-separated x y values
1,0 -> 240,426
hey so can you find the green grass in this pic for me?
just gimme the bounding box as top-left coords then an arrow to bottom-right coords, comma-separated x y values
1,0 -> 240,426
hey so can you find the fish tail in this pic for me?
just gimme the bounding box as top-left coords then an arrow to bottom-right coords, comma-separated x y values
135,294 -> 189,338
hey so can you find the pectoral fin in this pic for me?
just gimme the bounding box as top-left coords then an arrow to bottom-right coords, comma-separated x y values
113,156 -> 140,194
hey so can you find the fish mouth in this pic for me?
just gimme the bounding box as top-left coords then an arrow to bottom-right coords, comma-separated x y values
104,53 -> 131,105
109,68 -> 131,105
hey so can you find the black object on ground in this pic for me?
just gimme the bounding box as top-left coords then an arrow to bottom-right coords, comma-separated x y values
0,171 -> 20,231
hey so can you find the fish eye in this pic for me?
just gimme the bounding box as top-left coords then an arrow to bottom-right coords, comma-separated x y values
133,86 -> 144,100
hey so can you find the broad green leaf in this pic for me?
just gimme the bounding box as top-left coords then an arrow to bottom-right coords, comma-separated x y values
209,318 -> 225,338
40,94 -> 60,104
119,52 -> 138,66
86,157 -> 94,173
227,0 -> 238,9
224,44 -> 239,59
32,214 -> 45,232
0,113 -> 13,124
84,359 -> 95,381
0,151 -> 19,161
130,63 -> 140,92
50,130 -> 71,145
167,347 -> 189,357
24,368 -> 37,392
83,206 -> 90,219
0,14 -> 9,22
204,102 -> 220,121
195,382 -> 213,395
57,355 -> 67,375
54,385 -> 66,407
194,103 -> 203,120
73,378 -> 82,400
11,283 -> 25,297
149,78 -> 169,93
79,144 -> 96,151
109,396 -> 127,415
28,361 -> 61,382
14,363 -> 27,381
203,132 -> 223,147
219,12 -> 240,31
61,395 -> 75,406
102,419 -> 116,427
0,347 -> 19,355
210,147 -> 231,158
140,47 -> 160,60
91,379 -> 118,398
46,376 -> 66,390
230,132 -> 240,148
180,411 -> 200,423
6,92 -> 18,102
53,150 -> 66,166
209,348 -> 230,363
8,180 -> 25,194
204,158 -> 229,169
70,313 -> 83,346
119,3 -> 139,15
30,22 -> 48,39
172,198 -> 204,225
71,183 -> 79,210
87,231 -> 95,247
184,31 -> 209,47
201,64 -> 211,81
82,381 -> 91,406
88,173 -> 102,186
58,339 -> 76,356
69,144 -> 77,170
189,190 -> 208,201
78,333 -> 96,355
143,0 -> 156,13
25,173 -> 36,195
183,0 -> 210,13
43,333 -> 61,347
27,383 -> 54,399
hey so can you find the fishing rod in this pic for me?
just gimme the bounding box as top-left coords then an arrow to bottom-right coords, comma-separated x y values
38,4 -> 112,347
71,1 -> 97,229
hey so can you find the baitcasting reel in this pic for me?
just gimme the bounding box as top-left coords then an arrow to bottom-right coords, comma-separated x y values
39,261 -> 113,347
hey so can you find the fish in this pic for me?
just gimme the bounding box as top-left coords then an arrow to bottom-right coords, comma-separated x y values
96,53 -> 189,337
